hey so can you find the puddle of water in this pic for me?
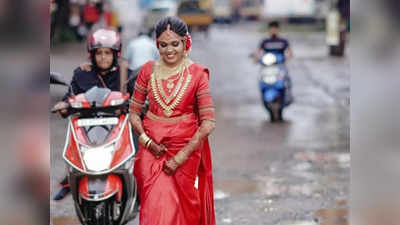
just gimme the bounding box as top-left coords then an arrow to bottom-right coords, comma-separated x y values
214,189 -> 230,200
335,199 -> 347,207
292,162 -> 313,171
222,218 -> 232,223
314,208 -> 348,225
52,216 -> 80,225
264,199 -> 274,204
257,176 -> 323,197
294,152 -> 350,168
214,179 -> 260,196
261,177 -> 287,196
289,183 -> 323,196
291,170 -> 317,180
278,220 -> 318,225
335,154 -> 350,164
263,207 -> 277,213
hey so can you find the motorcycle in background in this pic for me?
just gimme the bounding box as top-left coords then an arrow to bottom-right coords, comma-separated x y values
53,86 -> 139,225
258,52 -> 292,122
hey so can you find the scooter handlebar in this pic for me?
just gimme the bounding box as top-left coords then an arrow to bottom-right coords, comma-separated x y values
51,101 -> 129,118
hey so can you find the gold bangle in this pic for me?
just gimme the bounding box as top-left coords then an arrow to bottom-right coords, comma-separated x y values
139,133 -> 150,146
145,139 -> 153,148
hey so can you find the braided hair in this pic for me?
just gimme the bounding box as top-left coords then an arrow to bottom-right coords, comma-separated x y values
155,16 -> 188,38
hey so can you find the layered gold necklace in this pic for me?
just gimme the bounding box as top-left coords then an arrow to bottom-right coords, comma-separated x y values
151,59 -> 192,117
157,60 -> 184,79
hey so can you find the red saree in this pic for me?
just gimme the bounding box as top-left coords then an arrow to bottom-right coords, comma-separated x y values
130,60 -> 216,225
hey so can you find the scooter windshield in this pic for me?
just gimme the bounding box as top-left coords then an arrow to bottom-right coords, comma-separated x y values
79,87 -> 118,145
85,87 -> 111,107
85,125 -> 112,145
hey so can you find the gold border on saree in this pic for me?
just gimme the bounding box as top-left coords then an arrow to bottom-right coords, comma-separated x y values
146,111 -> 188,122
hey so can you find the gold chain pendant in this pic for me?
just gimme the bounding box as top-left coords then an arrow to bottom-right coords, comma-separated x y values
151,71 -> 192,117
164,109 -> 173,117
157,68 -> 185,104
166,81 -> 174,91
163,72 -> 182,93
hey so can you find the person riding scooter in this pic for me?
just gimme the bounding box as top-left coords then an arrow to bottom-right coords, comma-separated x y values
52,28 -> 135,200
254,21 -> 292,63
254,21 -> 293,121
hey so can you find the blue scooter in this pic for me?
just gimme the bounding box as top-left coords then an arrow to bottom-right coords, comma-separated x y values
258,52 -> 292,122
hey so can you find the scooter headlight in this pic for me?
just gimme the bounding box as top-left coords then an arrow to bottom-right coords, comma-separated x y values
81,143 -> 115,172
262,53 -> 277,66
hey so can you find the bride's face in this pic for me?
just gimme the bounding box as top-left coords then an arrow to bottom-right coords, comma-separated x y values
157,32 -> 185,67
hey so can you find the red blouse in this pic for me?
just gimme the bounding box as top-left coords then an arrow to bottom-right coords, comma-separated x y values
130,60 -> 215,122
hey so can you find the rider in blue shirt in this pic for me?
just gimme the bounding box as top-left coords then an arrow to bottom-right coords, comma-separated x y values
254,21 -> 294,113
254,21 -> 292,63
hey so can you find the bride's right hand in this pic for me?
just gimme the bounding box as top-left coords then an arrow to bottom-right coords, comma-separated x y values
148,142 -> 167,158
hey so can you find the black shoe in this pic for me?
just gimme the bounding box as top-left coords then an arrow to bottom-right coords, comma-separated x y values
53,186 -> 70,201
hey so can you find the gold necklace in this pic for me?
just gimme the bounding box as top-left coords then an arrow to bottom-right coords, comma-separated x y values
157,60 -> 184,79
151,69 -> 192,117
166,74 -> 182,92
156,67 -> 185,104
155,59 -> 186,101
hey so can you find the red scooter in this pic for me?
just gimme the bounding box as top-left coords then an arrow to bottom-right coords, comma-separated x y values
55,86 -> 138,225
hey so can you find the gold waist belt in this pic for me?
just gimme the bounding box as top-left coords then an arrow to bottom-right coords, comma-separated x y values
146,111 -> 189,122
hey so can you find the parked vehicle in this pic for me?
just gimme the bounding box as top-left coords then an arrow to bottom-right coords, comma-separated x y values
178,0 -> 213,33
53,86 -> 139,225
212,0 -> 234,23
257,52 -> 292,122
240,0 -> 262,20
142,0 -> 178,33
262,0 -> 318,21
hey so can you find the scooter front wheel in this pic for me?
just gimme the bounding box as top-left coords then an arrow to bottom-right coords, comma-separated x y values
263,100 -> 283,122
82,199 -> 115,225
270,102 -> 282,122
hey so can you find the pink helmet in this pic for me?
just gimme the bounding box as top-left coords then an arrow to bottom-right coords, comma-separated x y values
87,28 -> 121,57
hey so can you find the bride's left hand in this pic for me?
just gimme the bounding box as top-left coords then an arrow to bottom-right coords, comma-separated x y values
163,158 -> 180,175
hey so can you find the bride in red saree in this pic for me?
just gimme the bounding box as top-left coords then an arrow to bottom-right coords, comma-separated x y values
129,17 -> 217,225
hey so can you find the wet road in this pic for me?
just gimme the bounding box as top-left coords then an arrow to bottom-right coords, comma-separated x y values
50,22 -> 349,225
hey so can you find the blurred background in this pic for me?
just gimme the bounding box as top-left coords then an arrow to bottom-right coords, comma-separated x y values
0,0 -> 49,224
12,0 -> 400,225
351,0 -> 400,225
50,0 -> 350,225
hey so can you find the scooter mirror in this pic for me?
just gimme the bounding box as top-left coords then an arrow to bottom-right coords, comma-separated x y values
50,72 -> 68,86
